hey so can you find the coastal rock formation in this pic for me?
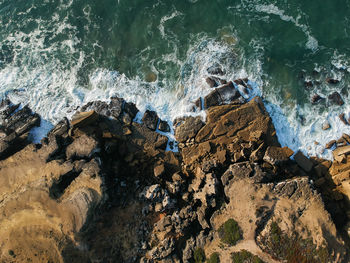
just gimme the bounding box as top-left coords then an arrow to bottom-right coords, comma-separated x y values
0,80 -> 349,262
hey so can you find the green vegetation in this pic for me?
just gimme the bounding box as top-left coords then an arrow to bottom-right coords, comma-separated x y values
231,250 -> 264,263
207,252 -> 220,263
259,221 -> 330,263
218,218 -> 242,246
194,247 -> 206,263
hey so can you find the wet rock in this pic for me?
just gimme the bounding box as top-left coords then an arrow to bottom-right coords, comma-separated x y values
124,101 -> 139,120
71,111 -> 99,129
304,81 -> 313,88
207,65 -> 224,75
339,113 -> 348,125
206,77 -> 218,88
263,146 -> 293,166
109,96 -> 125,119
311,94 -> 325,104
322,121 -> 331,130
328,92 -> 344,106
0,99 -> 19,123
142,110 -> 159,131
234,78 -> 248,88
158,120 -> 170,132
294,151 -> 313,172
204,82 -> 243,108
4,106 -> 40,136
48,117 -> 69,137
325,140 -> 336,149
174,116 -> 204,143
326,78 -> 340,84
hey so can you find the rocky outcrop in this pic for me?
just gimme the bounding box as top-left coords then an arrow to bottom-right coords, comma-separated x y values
0,80 -> 349,263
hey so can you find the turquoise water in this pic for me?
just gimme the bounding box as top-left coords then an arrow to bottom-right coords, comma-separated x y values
1,0 -> 350,157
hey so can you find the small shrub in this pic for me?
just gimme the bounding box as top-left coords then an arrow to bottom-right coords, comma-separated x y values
231,250 -> 264,263
218,218 -> 242,246
207,252 -> 220,263
259,221 -> 330,263
194,247 -> 206,263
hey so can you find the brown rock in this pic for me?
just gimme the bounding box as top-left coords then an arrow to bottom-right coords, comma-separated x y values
263,146 -> 293,165
326,78 -> 340,84
71,111 -> 99,129
328,92 -> 344,106
294,151 -> 313,172
339,113 -> 348,125
66,134 -> 99,159
326,140 -> 336,149
206,77 -> 218,88
158,120 -> 170,132
322,121 -> 331,130
154,163 -> 165,178
311,94 -> 324,104
174,116 -> 204,143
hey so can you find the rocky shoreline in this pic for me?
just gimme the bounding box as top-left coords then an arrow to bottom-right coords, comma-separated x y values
0,77 -> 350,262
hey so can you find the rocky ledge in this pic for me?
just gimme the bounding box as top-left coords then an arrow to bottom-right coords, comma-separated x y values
0,79 -> 350,263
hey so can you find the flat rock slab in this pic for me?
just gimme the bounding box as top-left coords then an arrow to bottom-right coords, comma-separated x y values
71,111 -> 99,129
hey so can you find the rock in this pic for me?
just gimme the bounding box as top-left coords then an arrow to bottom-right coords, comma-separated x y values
197,206 -> 209,229
142,110 -> 159,131
158,120 -> 170,132
326,78 -> 340,84
263,146 -> 293,165
48,117 -> 69,137
294,151 -> 313,172
250,143 -> 266,162
204,82 -> 243,108
339,113 -> 348,125
4,106 -> 40,135
207,65 -> 224,75
311,94 -> 324,104
234,78 -> 248,88
322,121 -> 331,130
174,116 -> 204,143
71,111 -> 99,129
333,145 -> 350,158
328,92 -> 344,106
221,162 -> 253,187
124,101 -> 139,120
0,99 -> 19,122
149,238 -> 175,260
342,133 -> 350,144
154,163 -> 165,178
325,140 -> 336,149
182,237 -> 195,263
109,96 -> 124,119
304,81 -> 313,88
206,77 -> 218,88
66,134 -> 99,159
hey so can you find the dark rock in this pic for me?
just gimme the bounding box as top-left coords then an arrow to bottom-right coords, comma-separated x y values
71,111 -> 99,129
294,151 -> 313,172
142,110 -> 159,131
124,101 -> 138,120
206,77 -> 218,88
4,106 -> 40,136
158,120 -> 170,132
174,116 -> 204,143
0,99 -> 19,122
221,162 -> 253,187
204,89 -> 222,109
81,101 -> 110,116
122,113 -> 132,125
328,92 -> 344,106
109,96 -> 125,119
234,78 -> 248,88
341,86 -> 348,97
204,82 -> 243,108
339,113 -> 348,125
194,98 -> 202,110
48,117 -> 69,137
311,94 -> 325,104
304,81 -> 313,88
207,65 -> 224,75
326,78 -> 340,84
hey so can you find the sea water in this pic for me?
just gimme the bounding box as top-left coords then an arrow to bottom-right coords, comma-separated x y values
1,0 -> 350,159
